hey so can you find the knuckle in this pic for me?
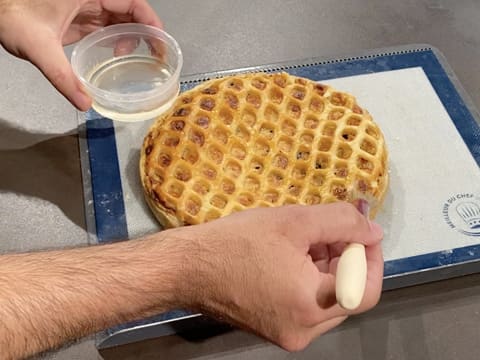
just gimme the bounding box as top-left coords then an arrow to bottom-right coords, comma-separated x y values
285,204 -> 308,222
292,300 -> 317,327
273,205 -> 304,232
283,204 -> 303,215
278,332 -> 310,352
334,201 -> 356,215
49,67 -> 69,85
366,291 -> 382,311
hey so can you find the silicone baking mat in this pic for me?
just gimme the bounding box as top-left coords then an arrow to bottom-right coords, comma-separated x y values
78,44 -> 480,348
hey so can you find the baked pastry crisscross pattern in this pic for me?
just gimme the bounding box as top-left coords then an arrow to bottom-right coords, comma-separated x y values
140,72 -> 388,228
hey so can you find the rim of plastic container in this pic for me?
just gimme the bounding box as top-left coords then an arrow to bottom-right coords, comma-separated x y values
71,23 -> 183,103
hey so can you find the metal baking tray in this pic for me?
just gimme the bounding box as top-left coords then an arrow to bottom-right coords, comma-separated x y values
78,44 -> 480,349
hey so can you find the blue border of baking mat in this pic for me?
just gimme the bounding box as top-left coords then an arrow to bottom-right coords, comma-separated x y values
86,48 -> 480,330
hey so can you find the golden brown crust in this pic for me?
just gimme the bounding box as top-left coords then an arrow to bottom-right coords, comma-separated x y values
140,72 -> 389,228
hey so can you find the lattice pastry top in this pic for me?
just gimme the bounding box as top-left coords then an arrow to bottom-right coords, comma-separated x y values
140,72 -> 388,228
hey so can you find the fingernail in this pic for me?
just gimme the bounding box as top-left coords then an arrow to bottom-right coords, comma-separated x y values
368,221 -> 384,239
358,199 -> 370,216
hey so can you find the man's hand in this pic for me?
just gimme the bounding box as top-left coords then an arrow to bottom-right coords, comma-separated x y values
0,0 -> 162,111
173,203 -> 384,351
0,203 -> 383,359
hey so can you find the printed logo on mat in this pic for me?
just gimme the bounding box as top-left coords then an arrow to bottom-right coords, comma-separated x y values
443,193 -> 480,237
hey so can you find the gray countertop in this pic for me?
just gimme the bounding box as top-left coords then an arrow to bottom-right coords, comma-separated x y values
1,1 -> 479,359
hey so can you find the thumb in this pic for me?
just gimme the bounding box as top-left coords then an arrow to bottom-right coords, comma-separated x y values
24,35 -> 92,111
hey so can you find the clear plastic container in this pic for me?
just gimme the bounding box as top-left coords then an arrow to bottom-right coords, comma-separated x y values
71,23 -> 183,122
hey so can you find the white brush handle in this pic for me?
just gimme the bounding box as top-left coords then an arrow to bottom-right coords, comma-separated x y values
335,243 -> 367,310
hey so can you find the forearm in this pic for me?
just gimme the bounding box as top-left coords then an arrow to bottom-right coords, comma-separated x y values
0,230 -> 186,360
0,204 -> 384,358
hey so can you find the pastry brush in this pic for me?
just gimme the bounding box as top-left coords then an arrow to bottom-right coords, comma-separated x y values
335,194 -> 373,310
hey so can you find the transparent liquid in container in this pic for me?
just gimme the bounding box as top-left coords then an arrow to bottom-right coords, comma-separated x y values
88,54 -> 177,121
